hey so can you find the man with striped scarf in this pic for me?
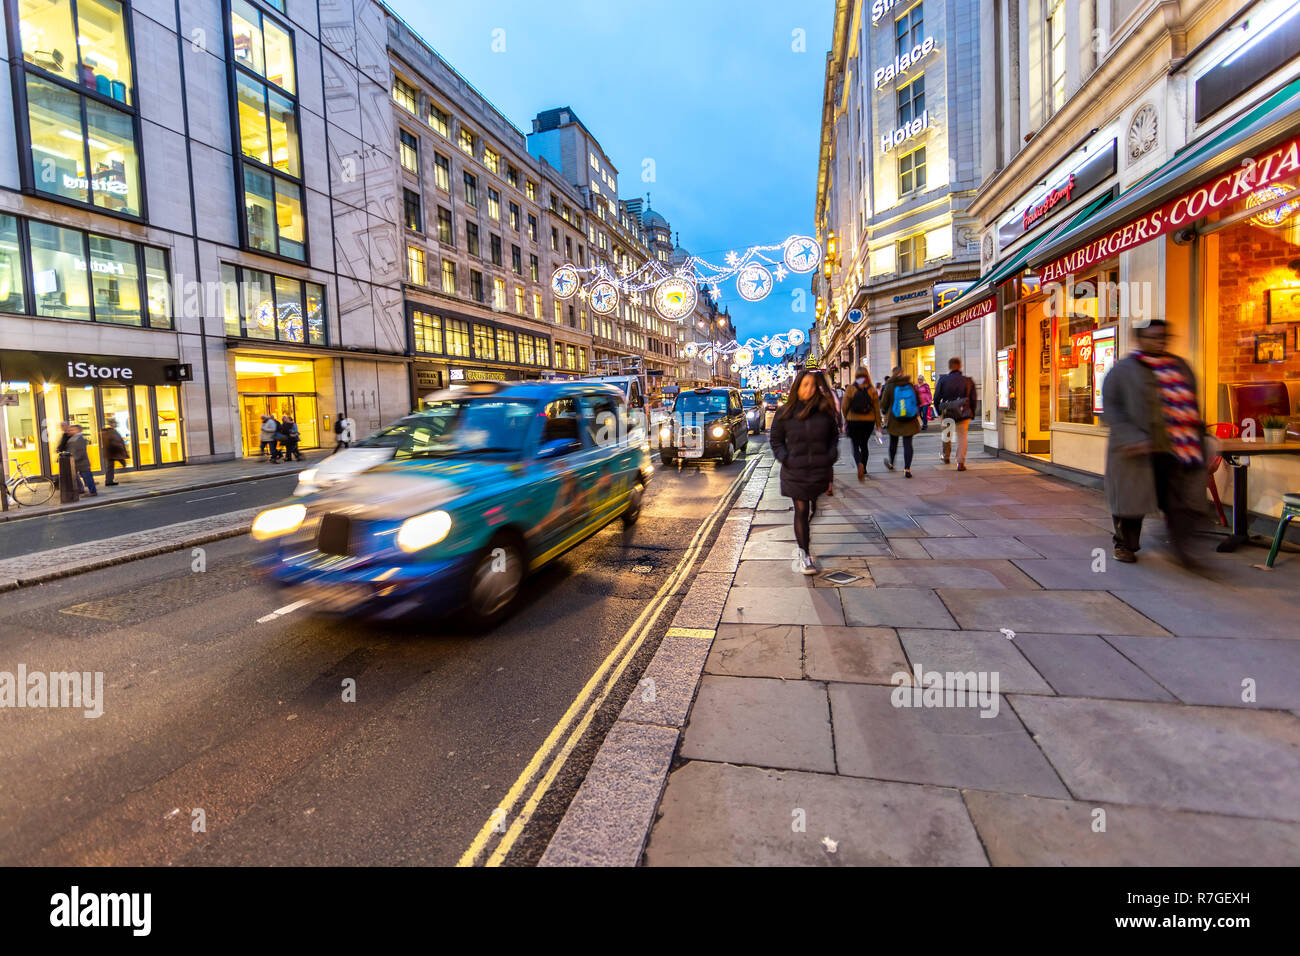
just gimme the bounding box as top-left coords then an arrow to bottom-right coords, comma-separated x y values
1102,319 -> 1207,567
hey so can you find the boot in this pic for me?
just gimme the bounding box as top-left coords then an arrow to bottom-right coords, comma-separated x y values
857,462 -> 865,482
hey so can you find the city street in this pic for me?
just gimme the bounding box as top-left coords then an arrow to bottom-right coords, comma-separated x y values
0,454 -> 750,866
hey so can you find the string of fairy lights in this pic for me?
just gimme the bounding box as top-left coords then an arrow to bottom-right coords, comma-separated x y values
550,234 -> 822,368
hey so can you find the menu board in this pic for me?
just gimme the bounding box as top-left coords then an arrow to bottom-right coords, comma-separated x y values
997,348 -> 1014,410
1091,327 -> 1116,414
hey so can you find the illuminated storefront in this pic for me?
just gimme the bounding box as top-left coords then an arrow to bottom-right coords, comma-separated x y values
232,355 -> 321,456
0,350 -> 184,477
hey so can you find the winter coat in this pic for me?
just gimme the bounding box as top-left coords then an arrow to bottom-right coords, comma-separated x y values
880,376 -> 922,437
1101,353 -> 1206,517
770,403 -> 839,500
283,422 -> 300,442
934,371 -> 977,421
916,381 -> 933,406
100,426 -> 128,463
260,418 -> 279,441
66,432 -> 92,472
841,382 -> 881,423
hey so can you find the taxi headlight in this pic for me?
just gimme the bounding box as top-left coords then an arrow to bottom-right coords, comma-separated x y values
396,510 -> 453,553
252,504 -> 306,540
711,425 -> 726,438
659,425 -> 672,441
297,468 -> 318,485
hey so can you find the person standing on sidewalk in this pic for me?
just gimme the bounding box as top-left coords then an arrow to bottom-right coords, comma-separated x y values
880,371 -> 921,478
934,357 -> 977,470
770,370 -> 839,575
1102,319 -> 1206,566
916,374 -> 934,431
260,414 -> 280,460
841,367 -> 881,482
65,424 -> 97,497
100,416 -> 128,486
281,415 -> 304,462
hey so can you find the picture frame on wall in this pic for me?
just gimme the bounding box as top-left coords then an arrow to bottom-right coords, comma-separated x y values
1267,287 -> 1300,325
1255,331 -> 1286,363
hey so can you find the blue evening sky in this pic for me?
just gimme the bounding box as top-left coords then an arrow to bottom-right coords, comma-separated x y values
385,0 -> 833,347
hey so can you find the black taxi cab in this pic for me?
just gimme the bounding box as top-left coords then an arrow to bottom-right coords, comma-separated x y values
657,386 -> 748,466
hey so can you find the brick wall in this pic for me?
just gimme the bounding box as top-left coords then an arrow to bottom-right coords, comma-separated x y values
1216,221 -> 1300,384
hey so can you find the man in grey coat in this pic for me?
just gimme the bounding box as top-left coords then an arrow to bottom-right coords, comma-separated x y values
1101,319 -> 1205,566
63,423 -> 98,497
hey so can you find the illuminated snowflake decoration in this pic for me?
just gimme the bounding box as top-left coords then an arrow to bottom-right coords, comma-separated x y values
551,265 -> 580,299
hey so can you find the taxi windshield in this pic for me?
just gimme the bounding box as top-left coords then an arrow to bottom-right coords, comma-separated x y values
740,391 -> 758,406
376,400 -> 538,459
674,392 -> 729,415
764,393 -> 779,404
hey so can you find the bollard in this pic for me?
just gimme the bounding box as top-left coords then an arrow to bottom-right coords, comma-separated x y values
58,451 -> 79,503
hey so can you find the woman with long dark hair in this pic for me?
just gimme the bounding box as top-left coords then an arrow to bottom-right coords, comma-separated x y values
770,369 -> 840,575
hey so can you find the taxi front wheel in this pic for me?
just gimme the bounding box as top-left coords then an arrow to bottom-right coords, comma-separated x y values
463,534 -> 525,631
623,483 -> 644,527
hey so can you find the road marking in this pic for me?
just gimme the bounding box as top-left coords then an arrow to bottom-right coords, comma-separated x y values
187,492 -> 238,502
665,626 -> 715,640
458,457 -> 757,867
256,599 -> 313,623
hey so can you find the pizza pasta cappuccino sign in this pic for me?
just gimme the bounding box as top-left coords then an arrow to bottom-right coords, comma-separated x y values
923,294 -> 995,341
1040,133 -> 1300,283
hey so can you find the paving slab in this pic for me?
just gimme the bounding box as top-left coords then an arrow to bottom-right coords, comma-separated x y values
938,588 -> 1171,636
886,539 -> 930,559
1109,588 -> 1300,640
955,518 -> 1106,537
840,588 -> 957,629
680,676 -> 835,773
741,538 -> 892,560
804,626 -> 909,685
733,560 -> 818,588
897,629 -> 1054,695
705,624 -> 803,679
828,683 -> 1069,798
720,587 -> 844,625
919,537 -> 1048,559
644,762 -> 989,866
539,722 -> 678,867
1009,534 -> 1117,559
619,635 -> 713,727
1010,557 -> 1212,591
1009,695 -> 1300,821
911,515 -> 973,537
963,790 -> 1300,866
866,558 -> 1042,590
1107,635 -> 1300,710
1011,633 -> 1176,701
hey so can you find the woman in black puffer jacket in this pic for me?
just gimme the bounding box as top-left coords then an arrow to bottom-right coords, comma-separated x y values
770,370 -> 840,575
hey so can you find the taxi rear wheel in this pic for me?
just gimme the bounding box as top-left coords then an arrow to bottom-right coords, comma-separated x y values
623,483 -> 644,527
463,535 -> 525,631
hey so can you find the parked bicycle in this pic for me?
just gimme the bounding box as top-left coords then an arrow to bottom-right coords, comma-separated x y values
4,461 -> 56,507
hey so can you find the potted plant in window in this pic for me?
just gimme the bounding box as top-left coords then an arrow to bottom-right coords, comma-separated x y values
1261,415 -> 1288,445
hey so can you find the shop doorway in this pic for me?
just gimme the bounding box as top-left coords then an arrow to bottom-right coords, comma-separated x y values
1020,296 -> 1053,458
239,394 -> 321,457
901,344 -> 936,392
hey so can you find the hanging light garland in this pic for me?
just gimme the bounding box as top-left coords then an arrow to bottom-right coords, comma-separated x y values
550,234 -> 822,360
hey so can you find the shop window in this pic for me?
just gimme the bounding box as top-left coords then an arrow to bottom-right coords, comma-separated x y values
0,215 -> 25,313
474,324 -> 495,361
87,234 -> 141,326
433,152 -> 450,191
445,318 -> 470,357
440,258 -> 456,295
413,310 -> 443,354
1055,266 -> 1119,425
899,146 -> 926,195
29,221 -> 89,321
222,264 -> 327,345
519,334 -> 535,366
497,327 -> 516,363
399,130 -> 419,173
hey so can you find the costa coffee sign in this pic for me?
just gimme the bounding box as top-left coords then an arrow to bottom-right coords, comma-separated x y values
1041,132 -> 1300,283
923,294 -> 995,341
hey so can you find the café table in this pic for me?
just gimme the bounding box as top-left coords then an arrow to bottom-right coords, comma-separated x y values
1212,437 -> 1300,552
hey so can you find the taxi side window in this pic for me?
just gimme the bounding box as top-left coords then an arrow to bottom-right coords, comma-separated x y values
541,397 -> 581,450
628,380 -> 642,408
581,393 -> 621,447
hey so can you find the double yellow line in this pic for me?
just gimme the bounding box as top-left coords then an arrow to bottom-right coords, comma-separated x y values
457,457 -> 758,867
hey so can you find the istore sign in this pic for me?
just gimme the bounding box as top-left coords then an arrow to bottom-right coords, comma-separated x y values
874,36 -> 936,89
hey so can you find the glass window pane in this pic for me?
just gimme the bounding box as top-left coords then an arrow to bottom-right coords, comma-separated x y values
242,269 -> 275,339
242,164 -> 276,252
76,0 -> 132,105
274,275 -> 303,342
142,247 -> 170,328
18,0 -> 79,81
26,76 -> 87,204
88,233 -> 141,325
305,282 -> 326,345
262,18 -> 295,93
230,0 -> 264,77
274,178 -> 305,259
0,215 -> 25,313
30,222 -> 89,320
221,263 -> 241,335
235,73 -> 270,165
266,88 -> 299,176
85,98 -> 140,215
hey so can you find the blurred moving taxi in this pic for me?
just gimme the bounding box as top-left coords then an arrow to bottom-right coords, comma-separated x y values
254,381 -> 651,629
657,386 -> 748,466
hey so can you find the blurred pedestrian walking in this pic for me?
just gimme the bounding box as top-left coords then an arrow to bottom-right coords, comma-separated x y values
881,371 -> 921,478
260,413 -> 280,460
916,374 -> 934,431
65,424 -> 97,497
771,369 -> 840,575
100,416 -> 128,486
282,415 -> 304,461
935,357 -> 977,470
841,366 -> 882,482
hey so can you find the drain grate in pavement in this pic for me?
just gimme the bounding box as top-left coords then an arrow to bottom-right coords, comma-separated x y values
631,565 -> 654,574
820,570 -> 862,586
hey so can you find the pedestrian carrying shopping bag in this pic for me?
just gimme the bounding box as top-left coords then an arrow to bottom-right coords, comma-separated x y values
893,384 -> 919,419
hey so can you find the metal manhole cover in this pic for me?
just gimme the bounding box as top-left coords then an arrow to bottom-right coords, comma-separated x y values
820,570 -> 861,586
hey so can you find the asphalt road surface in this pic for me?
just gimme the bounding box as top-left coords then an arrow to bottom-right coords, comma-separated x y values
0,441 -> 765,866
0,474 -> 300,560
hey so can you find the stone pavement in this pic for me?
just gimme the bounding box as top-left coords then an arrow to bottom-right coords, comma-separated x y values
636,433 -> 1300,866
